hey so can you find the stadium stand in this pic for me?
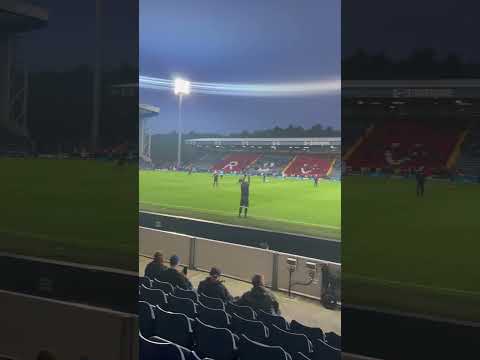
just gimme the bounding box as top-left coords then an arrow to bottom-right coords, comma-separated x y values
248,153 -> 293,176
177,137 -> 341,178
457,122 -> 480,176
341,121 -> 371,158
212,153 -> 260,173
139,276 -> 341,360
329,158 -> 342,179
189,152 -> 226,172
346,120 -> 465,172
283,154 -> 334,177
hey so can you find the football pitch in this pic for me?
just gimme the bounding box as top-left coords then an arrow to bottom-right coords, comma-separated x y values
1,158 -> 138,271
139,171 -> 341,240
343,176 -> 480,322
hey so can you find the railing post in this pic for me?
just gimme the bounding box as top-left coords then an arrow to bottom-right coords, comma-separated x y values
189,237 -> 196,270
271,252 -> 279,291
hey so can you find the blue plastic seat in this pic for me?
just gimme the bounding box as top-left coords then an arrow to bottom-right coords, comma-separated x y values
139,332 -> 185,360
153,305 -> 193,348
269,324 -> 313,357
290,319 -> 325,341
226,301 -> 256,320
197,301 -> 231,328
193,319 -> 238,360
138,301 -> 155,338
169,294 -> 197,318
153,278 -> 175,294
140,276 -> 152,288
230,312 -> 269,343
257,309 -> 289,331
313,338 -> 341,360
199,292 -> 225,310
140,285 -> 168,309
150,336 -> 209,360
238,334 -> 291,360
175,286 -> 199,302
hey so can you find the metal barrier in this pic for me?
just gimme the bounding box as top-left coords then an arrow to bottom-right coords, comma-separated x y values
139,226 -> 341,301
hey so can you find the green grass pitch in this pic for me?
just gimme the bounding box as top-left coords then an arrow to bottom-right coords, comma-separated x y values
343,175 -> 480,322
1,158 -> 138,271
139,170 -> 341,240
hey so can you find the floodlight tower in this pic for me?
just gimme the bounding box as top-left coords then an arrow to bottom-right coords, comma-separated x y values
174,78 -> 191,169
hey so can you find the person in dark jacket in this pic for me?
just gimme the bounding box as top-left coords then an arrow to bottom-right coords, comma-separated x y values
237,274 -> 280,315
198,267 -> 233,302
144,251 -> 168,280
416,166 -> 426,197
157,255 -> 193,290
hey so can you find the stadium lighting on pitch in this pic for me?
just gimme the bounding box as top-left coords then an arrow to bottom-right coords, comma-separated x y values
174,78 -> 191,168
174,78 -> 191,95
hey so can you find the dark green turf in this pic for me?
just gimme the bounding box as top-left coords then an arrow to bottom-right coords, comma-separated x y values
139,171 -> 341,239
1,158 -> 138,271
343,175 -> 480,321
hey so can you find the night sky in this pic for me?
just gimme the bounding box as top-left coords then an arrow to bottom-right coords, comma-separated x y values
343,1 -> 480,61
12,0 -> 479,135
15,0 -> 137,70
140,0 -> 341,134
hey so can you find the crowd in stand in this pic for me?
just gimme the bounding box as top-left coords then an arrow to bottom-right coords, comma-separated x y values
140,251 -> 340,359
145,251 -> 281,315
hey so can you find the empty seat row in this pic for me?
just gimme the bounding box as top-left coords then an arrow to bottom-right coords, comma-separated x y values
140,324 -> 292,360
140,277 -> 341,349
140,301 -> 340,360
140,332 -> 213,360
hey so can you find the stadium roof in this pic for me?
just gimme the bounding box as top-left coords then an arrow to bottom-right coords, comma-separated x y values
139,103 -> 159,118
0,0 -> 48,33
343,79 -> 480,99
186,137 -> 340,146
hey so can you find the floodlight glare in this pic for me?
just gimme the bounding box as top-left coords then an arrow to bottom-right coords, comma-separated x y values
174,78 -> 191,95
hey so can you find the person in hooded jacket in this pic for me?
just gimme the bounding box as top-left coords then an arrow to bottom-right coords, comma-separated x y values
236,273 -> 280,315
197,267 -> 233,302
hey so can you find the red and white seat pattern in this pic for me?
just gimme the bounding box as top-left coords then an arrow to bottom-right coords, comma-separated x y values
212,153 -> 260,173
283,155 -> 333,177
347,121 -> 463,172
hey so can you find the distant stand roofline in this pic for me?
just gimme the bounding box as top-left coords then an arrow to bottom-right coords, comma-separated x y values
186,137 -> 341,147
343,79 -> 480,88
0,0 -> 48,33
139,103 -> 159,114
343,79 -> 480,99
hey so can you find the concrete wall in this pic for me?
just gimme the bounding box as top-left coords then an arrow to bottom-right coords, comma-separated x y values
0,290 -> 137,360
139,226 -> 341,300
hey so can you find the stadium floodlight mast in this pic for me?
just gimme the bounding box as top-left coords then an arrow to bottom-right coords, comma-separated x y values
174,78 -> 191,169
